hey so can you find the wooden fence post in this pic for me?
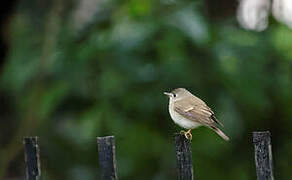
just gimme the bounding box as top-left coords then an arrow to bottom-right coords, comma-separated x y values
252,131 -> 274,180
97,136 -> 118,180
174,133 -> 194,180
23,137 -> 41,180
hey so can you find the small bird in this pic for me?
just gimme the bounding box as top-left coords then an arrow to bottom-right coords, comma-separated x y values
164,88 -> 229,141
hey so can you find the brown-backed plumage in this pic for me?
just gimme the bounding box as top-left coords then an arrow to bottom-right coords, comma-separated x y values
164,88 -> 229,141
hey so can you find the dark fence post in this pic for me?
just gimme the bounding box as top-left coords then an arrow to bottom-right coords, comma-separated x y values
174,133 -> 194,180
23,137 -> 41,180
97,136 -> 118,180
252,131 -> 274,180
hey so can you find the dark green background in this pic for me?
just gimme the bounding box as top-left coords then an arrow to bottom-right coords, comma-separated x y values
0,0 -> 291,179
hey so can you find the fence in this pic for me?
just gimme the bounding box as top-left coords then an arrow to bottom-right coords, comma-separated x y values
23,131 -> 274,180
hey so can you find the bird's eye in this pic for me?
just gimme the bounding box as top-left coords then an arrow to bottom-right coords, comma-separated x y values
173,93 -> 176,97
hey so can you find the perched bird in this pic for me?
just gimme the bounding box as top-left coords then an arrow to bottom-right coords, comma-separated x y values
164,88 -> 229,141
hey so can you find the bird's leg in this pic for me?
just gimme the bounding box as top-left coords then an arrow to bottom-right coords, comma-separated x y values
186,129 -> 192,140
180,129 -> 192,140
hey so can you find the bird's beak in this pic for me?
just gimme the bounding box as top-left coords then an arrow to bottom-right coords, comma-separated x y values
164,92 -> 172,97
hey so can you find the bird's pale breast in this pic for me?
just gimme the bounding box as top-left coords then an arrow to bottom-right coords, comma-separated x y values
169,101 -> 201,129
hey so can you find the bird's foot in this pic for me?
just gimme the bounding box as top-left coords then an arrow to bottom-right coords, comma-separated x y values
180,129 -> 192,140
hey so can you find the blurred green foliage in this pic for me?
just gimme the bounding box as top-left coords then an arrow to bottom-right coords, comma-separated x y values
0,0 -> 291,179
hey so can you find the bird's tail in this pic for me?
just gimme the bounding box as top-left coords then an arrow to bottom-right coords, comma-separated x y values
211,126 -> 230,141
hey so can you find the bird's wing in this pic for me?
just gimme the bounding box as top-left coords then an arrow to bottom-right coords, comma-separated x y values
174,97 -> 223,127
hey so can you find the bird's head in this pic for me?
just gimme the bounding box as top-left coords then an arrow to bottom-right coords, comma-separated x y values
164,88 -> 191,101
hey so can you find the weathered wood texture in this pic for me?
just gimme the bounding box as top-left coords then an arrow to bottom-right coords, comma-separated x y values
253,131 -> 274,180
174,133 -> 194,180
23,137 -> 41,180
97,136 -> 118,180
